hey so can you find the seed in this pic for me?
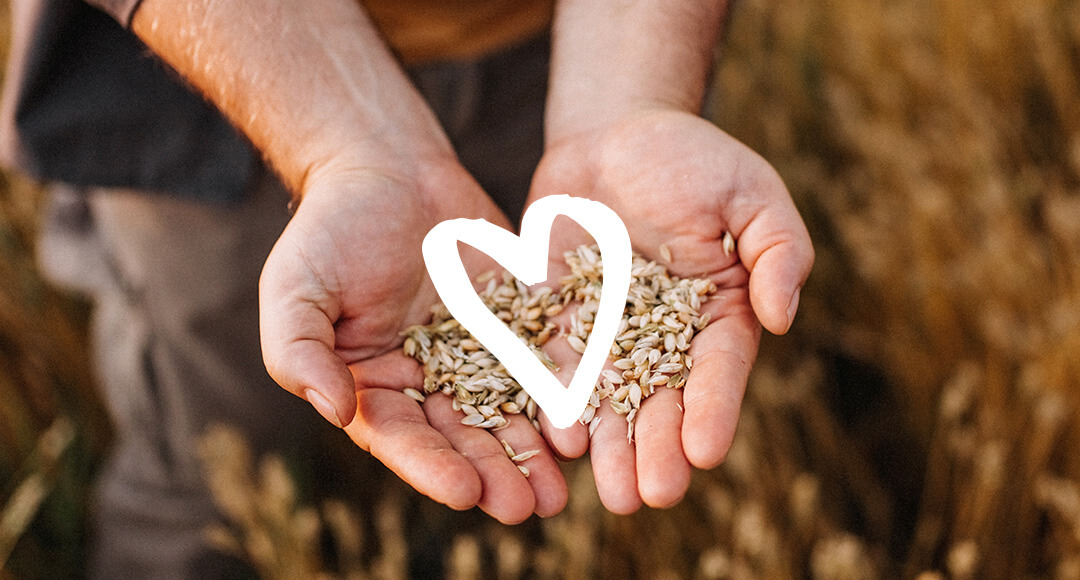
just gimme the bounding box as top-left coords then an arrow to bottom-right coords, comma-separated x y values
635,335 -> 659,349
602,370 -> 625,384
403,388 -> 426,403
658,243 -> 673,263
649,373 -> 670,386
500,401 -> 521,414
722,231 -> 736,256
478,416 -> 508,429
511,450 -> 540,462
466,350 -> 487,363
517,465 -> 530,477
460,414 -> 485,427
695,313 -> 711,330
589,416 -> 603,438
580,404 -> 596,424
402,243 -> 715,437
501,439 -> 516,458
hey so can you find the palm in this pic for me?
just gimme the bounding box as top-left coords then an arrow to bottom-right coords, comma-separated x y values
260,165 -> 568,522
528,110 -> 813,513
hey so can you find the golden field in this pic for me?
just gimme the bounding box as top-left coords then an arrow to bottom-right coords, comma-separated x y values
3,0 -> 1080,578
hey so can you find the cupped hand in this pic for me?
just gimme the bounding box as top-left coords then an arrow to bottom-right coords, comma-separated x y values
528,109 -> 814,513
259,160 -> 567,522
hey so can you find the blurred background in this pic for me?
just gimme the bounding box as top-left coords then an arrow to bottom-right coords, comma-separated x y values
4,0 -> 1080,578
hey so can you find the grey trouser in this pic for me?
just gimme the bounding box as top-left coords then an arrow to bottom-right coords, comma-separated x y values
37,34 -> 547,579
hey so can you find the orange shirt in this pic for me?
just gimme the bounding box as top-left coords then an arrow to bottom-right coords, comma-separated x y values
362,0 -> 555,64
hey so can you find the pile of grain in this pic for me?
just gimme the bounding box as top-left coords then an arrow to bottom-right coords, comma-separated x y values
402,244 -> 717,442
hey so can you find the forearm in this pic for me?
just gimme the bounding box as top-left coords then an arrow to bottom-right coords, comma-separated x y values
545,0 -> 728,145
130,0 -> 453,197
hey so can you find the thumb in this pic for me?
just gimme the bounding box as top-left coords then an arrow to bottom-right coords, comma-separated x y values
736,192 -> 814,335
260,262 -> 357,428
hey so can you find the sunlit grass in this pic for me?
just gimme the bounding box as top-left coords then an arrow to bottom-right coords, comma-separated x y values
4,0 -> 1080,577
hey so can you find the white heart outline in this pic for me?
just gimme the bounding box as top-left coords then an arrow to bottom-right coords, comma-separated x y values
422,195 -> 632,429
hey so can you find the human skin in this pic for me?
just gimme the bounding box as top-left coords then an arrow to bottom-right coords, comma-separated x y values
530,0 -> 814,513
128,0 -> 813,520
130,0 -> 567,523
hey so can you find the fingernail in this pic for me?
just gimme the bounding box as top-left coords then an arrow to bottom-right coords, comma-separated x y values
785,287 -> 802,331
305,388 -> 343,428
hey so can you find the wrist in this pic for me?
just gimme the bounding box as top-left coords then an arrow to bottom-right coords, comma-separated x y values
298,151 -> 510,230
545,0 -> 727,145
294,136 -> 457,206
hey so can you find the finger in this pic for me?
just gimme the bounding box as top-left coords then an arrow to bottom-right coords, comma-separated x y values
492,417 -> 569,518
263,324 -> 356,428
680,300 -> 760,469
588,403 -> 642,514
343,388 -> 482,511
260,255 -> 356,428
737,195 -> 814,335
424,393 -> 538,524
633,387 -> 691,508
537,411 -> 589,461
536,326 -> 591,460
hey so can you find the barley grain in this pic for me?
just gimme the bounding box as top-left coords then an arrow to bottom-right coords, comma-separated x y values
402,244 -> 716,440
659,243 -> 673,263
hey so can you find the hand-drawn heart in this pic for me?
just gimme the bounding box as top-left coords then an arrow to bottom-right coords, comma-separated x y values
422,195 -> 632,429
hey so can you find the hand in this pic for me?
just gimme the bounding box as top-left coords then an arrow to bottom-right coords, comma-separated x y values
259,160 -> 568,522
528,109 -> 814,513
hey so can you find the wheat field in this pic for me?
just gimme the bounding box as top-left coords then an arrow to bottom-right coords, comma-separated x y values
4,0 -> 1080,578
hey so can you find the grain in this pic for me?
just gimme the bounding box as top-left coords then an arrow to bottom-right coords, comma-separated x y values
403,244 -> 716,440
658,243 -> 673,263
722,231 -> 736,257
511,450 -> 541,462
